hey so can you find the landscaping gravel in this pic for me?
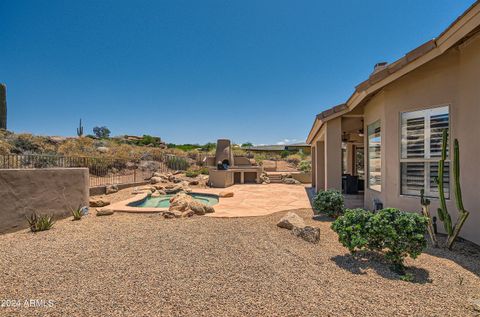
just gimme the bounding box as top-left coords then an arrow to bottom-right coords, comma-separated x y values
0,208 -> 479,316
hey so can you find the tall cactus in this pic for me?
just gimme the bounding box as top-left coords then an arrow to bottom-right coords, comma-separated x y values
77,118 -> 84,137
435,129 -> 470,249
0,83 -> 6,130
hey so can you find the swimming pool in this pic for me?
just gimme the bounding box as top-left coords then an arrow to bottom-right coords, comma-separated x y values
129,193 -> 219,208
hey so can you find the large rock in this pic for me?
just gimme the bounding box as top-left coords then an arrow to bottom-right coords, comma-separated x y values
105,184 -> 119,195
151,176 -> 168,184
219,191 -> 234,198
188,180 -> 199,186
292,226 -> 320,244
163,210 -> 194,219
96,208 -> 114,216
89,197 -> 110,207
169,193 -> 193,211
277,212 -> 305,230
283,178 -> 300,185
168,193 -> 215,216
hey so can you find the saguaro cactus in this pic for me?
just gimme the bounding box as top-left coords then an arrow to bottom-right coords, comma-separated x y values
77,118 -> 84,137
0,83 -> 6,130
436,129 -> 470,249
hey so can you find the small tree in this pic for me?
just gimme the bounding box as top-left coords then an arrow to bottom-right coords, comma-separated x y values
241,142 -> 253,148
93,126 -> 111,139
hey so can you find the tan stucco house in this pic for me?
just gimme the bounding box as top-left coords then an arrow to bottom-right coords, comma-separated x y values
307,2 -> 480,245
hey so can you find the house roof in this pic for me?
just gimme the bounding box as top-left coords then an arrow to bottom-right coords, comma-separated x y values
307,1 -> 480,144
245,143 -> 310,151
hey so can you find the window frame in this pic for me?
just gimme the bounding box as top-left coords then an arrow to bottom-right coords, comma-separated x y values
398,104 -> 451,199
367,119 -> 382,192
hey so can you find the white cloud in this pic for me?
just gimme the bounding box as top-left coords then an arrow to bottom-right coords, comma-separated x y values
276,138 -> 298,145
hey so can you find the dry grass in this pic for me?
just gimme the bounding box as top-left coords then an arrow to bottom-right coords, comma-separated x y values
0,209 -> 479,316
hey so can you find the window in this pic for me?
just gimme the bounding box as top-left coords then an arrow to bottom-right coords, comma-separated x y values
368,120 -> 381,191
400,106 -> 449,198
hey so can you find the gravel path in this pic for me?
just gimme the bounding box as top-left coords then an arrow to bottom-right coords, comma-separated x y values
0,209 -> 479,316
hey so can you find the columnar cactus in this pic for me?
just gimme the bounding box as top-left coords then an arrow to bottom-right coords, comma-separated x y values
77,118 -> 84,137
0,84 -> 6,130
435,129 -> 470,249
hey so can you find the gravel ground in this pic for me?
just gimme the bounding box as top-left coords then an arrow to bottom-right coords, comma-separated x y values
0,208 -> 479,316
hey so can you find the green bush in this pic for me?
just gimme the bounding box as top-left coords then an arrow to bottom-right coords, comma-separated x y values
331,208 -> 428,273
185,169 -> 200,178
26,212 -> 55,232
313,190 -> 344,218
199,167 -> 209,175
298,160 -> 311,173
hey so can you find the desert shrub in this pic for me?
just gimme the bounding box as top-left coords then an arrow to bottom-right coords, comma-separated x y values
10,134 -> 56,154
185,169 -> 200,178
199,167 -> 209,175
331,208 -> 428,273
167,156 -> 189,170
280,150 -> 290,158
58,137 -> 96,157
0,140 -> 12,155
286,154 -> 302,165
298,160 -> 311,173
313,190 -> 344,218
26,212 -> 55,232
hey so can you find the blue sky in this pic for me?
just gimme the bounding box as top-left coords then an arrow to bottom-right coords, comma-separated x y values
0,0 -> 475,145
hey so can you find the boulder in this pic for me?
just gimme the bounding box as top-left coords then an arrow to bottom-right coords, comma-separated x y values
157,190 -> 167,195
105,184 -> 119,195
189,200 -> 215,215
153,184 -> 165,190
188,180 -> 199,186
283,178 -> 300,185
97,146 -> 109,153
277,212 -> 305,230
163,210 -> 194,219
151,191 -> 161,197
89,197 -> 110,207
151,176 -> 167,184
96,208 -> 114,216
292,226 -> 320,244
169,193 -> 194,211
219,191 -> 234,198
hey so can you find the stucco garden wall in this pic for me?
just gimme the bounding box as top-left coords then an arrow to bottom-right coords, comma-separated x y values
0,168 -> 89,233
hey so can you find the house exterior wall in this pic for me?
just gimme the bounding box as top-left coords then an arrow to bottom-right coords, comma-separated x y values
361,35 -> 480,245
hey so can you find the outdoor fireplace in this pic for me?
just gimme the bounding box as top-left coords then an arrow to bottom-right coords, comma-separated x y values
207,139 -> 263,188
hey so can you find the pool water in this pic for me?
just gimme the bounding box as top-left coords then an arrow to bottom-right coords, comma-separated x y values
130,193 -> 219,208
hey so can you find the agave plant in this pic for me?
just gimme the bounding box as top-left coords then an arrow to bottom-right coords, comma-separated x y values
71,204 -> 86,221
26,212 -> 55,232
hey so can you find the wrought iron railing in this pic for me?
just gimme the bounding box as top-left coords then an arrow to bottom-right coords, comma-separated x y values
0,154 -> 190,188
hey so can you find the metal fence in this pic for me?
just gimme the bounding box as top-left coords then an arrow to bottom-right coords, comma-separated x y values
0,154 -> 190,188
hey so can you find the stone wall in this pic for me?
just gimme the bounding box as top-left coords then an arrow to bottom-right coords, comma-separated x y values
0,168 -> 89,233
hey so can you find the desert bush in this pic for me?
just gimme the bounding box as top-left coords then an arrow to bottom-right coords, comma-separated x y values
298,160 -> 311,173
26,212 -> 55,232
313,190 -> 344,218
10,134 -> 56,154
286,154 -> 302,165
280,150 -> 290,158
0,140 -> 12,155
58,137 -> 96,157
199,167 -> 209,175
185,169 -> 200,177
331,208 -> 428,273
167,156 -> 189,170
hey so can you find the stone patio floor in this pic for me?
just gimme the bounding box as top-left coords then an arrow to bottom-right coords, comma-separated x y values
194,184 -> 312,217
